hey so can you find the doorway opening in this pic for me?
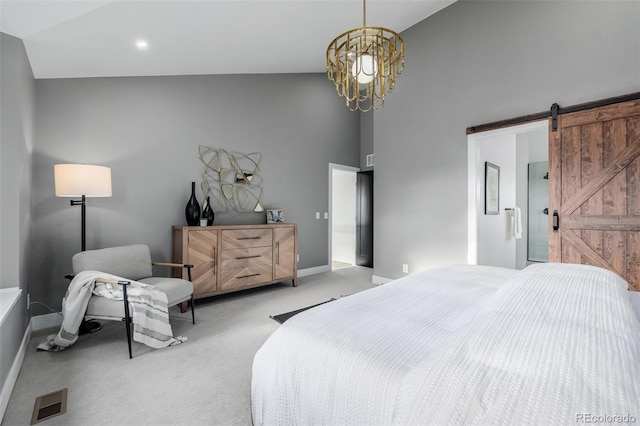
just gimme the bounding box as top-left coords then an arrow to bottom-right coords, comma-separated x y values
467,120 -> 548,269
329,163 -> 359,271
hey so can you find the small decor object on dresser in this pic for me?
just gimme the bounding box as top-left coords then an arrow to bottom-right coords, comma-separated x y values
185,181 -> 201,226
267,209 -> 285,223
202,196 -> 215,226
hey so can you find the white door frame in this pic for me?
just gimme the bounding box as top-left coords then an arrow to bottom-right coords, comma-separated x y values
467,120 -> 548,265
328,163 -> 360,270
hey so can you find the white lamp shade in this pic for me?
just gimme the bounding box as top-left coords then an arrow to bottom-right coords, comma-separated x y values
54,164 -> 112,197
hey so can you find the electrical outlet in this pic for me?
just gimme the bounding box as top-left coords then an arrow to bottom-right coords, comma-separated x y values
297,254 -> 300,262
402,264 -> 409,274
324,212 -> 328,219
315,212 -> 320,220
27,293 -> 31,310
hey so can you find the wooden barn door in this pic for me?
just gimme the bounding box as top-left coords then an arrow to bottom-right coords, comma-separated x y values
549,99 -> 640,291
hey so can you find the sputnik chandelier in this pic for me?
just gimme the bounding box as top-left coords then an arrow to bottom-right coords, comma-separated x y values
326,0 -> 405,112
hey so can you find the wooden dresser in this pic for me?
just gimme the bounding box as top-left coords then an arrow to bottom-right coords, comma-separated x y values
172,224 -> 297,300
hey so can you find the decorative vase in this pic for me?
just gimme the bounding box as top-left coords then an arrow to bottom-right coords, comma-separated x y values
185,182 -> 200,226
202,196 -> 215,226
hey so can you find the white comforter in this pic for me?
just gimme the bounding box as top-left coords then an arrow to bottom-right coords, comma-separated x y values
251,263 -> 640,425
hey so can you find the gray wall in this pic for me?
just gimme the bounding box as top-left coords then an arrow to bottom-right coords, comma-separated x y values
0,31 -> 34,404
374,0 -> 640,279
360,111 -> 374,171
32,73 -> 359,314
1,32 -> 34,291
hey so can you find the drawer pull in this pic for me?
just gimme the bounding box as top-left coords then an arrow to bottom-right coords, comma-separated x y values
236,255 -> 260,260
237,273 -> 261,279
237,237 -> 261,240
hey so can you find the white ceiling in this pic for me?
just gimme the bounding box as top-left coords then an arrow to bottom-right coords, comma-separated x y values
0,0 -> 455,79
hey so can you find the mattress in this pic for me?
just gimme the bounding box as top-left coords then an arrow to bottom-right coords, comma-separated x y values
251,263 -> 640,425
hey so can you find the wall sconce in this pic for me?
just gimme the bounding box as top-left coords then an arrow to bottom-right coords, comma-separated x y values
54,164 -> 112,251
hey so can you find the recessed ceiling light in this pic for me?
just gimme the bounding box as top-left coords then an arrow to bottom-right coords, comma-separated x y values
135,40 -> 148,50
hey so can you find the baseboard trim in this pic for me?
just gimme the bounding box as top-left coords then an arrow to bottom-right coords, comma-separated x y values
0,322 -> 31,423
372,275 -> 393,285
297,265 -> 331,277
31,312 -> 62,332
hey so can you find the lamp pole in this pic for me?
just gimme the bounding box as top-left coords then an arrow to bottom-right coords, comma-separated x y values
70,195 -> 87,251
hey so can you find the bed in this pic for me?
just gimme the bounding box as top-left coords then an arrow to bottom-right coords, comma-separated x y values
251,263 -> 640,425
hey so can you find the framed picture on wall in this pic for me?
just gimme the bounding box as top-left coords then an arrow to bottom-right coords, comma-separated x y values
267,209 -> 285,223
485,162 -> 500,215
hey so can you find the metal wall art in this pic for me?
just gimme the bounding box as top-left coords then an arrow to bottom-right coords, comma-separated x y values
199,146 -> 264,212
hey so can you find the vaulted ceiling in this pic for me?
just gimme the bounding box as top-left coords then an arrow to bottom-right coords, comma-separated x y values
0,0 -> 455,79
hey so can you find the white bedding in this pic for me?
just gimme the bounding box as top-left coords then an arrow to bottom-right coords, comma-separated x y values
251,263 -> 640,425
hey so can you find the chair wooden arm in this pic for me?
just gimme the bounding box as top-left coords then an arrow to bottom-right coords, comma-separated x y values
152,262 -> 193,269
66,275 -> 130,287
95,278 -> 130,286
152,262 -> 193,281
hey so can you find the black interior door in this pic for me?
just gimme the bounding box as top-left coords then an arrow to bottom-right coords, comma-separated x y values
356,171 -> 373,267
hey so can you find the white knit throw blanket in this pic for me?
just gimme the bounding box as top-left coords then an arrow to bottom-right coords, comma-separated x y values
38,270 -> 186,352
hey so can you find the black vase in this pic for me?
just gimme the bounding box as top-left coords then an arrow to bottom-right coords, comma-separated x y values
185,182 -> 200,226
202,196 -> 215,226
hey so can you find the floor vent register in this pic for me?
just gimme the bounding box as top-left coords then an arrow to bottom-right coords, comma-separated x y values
30,388 -> 67,424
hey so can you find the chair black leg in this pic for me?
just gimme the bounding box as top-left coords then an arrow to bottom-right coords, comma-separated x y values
124,317 -> 133,359
190,295 -> 195,325
122,284 -> 133,359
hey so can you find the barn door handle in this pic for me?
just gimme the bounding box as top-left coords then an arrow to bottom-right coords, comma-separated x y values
552,210 -> 559,233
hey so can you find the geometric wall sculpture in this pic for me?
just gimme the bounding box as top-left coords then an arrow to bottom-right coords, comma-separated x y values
199,146 -> 264,212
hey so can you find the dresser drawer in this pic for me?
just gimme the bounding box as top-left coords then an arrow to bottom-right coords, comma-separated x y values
221,229 -> 272,250
220,265 -> 273,291
221,247 -> 272,270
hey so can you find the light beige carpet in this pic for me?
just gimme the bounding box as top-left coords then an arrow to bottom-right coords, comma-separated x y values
2,266 -> 375,426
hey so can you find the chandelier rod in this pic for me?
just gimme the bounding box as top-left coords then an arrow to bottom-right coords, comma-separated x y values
363,0 -> 366,28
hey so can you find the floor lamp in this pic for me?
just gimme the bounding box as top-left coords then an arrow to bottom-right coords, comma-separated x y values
54,164 -> 112,251
54,164 -> 112,334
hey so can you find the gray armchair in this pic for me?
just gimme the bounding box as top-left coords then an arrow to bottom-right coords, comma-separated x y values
70,244 -> 195,358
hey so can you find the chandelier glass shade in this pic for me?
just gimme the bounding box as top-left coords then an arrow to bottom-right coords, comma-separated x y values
326,1 -> 405,112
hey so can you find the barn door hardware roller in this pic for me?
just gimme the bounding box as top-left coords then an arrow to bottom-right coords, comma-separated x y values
551,103 -> 559,132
